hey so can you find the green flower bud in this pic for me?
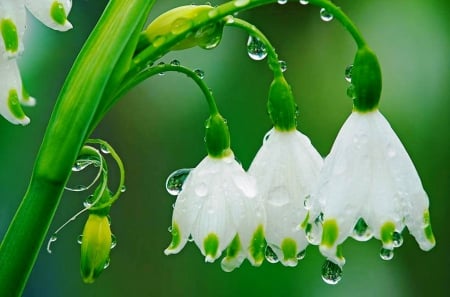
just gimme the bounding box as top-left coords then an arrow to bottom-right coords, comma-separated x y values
351,46 -> 382,112
80,214 -> 112,284
205,113 -> 231,158
138,5 -> 224,52
267,75 -> 297,131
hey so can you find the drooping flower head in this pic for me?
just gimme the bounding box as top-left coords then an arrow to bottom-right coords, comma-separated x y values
165,113 -> 266,271
0,0 -> 73,124
308,47 -> 435,268
249,75 -> 323,266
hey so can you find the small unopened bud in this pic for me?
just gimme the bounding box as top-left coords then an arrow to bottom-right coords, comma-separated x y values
205,113 -> 231,158
80,214 -> 112,284
267,75 -> 297,131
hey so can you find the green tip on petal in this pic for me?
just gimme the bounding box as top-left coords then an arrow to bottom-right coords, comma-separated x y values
225,234 -> 241,260
166,223 -> 181,251
249,225 -> 265,266
204,233 -> 219,262
281,238 -> 297,263
321,219 -> 339,248
380,221 -> 396,246
8,89 -> 29,124
1,19 -> 19,53
423,210 -> 436,245
51,2 -> 68,25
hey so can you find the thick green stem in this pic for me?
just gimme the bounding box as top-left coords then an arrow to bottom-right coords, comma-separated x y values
0,1 -> 154,295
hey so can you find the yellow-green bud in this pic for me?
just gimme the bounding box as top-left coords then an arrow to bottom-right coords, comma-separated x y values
138,5 -> 224,52
80,214 -> 112,284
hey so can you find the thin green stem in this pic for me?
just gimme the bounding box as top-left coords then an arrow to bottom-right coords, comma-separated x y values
0,1 -> 154,295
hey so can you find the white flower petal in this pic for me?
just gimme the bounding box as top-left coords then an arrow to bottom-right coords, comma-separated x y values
26,0 -> 73,31
0,0 -> 26,57
0,56 -> 30,125
311,110 -> 435,265
249,128 -> 323,266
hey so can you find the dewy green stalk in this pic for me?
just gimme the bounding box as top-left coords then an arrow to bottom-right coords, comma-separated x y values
0,1 -> 155,295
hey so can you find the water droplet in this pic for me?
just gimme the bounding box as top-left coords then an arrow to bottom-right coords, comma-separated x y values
194,68 -> 205,79
111,234 -> 117,249
195,183 -> 208,197
303,195 -> 311,209
195,23 -> 222,49
107,215 -> 112,226
299,0 -> 309,5
188,234 -> 194,242
392,232 -> 403,248
83,195 -> 95,208
380,248 -> 394,260
352,218 -> 372,241
77,235 -> 83,245
72,160 -> 91,172
305,223 -> 321,245
225,15 -> 235,24
267,186 -> 289,207
279,60 -> 287,72
265,246 -> 279,263
278,0 -> 288,4
158,61 -> 166,75
320,8 -> 334,22
152,35 -> 166,48
171,17 -> 193,35
321,260 -> 343,285
296,250 -> 306,260
344,65 -> 353,82
120,185 -> 126,193
165,168 -> 192,196
103,258 -> 110,269
168,226 -> 173,233
170,59 -> 181,66
247,36 -> 267,61
234,0 -> 250,7
208,9 -> 219,18
71,184 -> 88,192
314,212 -> 324,225
387,145 -> 397,158
263,130 -> 272,143
347,84 -> 356,99
47,235 -> 58,254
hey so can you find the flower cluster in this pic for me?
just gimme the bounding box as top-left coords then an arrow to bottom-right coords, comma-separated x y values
164,71 -> 435,280
0,0 -> 72,125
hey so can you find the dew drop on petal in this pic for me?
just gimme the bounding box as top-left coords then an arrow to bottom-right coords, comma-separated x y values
265,245 -> 280,263
321,260 -> 343,285
194,68 -> 205,79
195,183 -> 208,197
168,226 -> 173,233
77,235 -> 83,245
392,232 -> 403,248
247,36 -> 267,61
380,248 -> 394,260
299,0 -> 309,5
188,234 -> 194,242
166,168 -> 192,196
296,250 -> 306,260
279,60 -> 287,72
278,0 -> 288,4
263,130 -> 272,143
171,18 -> 193,35
111,234 -> 117,249
347,84 -> 356,99
320,8 -> 334,22
344,64 -> 353,82
352,218 -> 372,241
303,194 -> 311,210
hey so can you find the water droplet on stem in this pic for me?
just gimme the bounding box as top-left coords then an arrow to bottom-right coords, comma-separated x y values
320,8 -> 334,22
247,36 -> 267,61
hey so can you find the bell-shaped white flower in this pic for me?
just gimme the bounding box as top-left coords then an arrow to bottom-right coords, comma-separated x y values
165,152 -> 266,269
309,110 -> 435,267
249,128 -> 323,266
0,57 -> 35,125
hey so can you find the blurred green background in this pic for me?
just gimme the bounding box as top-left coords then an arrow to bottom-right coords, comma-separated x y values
1,0 -> 449,296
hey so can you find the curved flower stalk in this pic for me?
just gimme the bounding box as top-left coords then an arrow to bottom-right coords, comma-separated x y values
0,0 -> 72,124
249,128 -> 323,266
309,109 -> 436,266
166,113 -> 265,271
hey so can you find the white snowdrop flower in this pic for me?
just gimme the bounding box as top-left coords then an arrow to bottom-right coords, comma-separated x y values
0,57 -> 35,125
309,110 -> 435,267
165,152 -> 266,269
249,128 -> 323,266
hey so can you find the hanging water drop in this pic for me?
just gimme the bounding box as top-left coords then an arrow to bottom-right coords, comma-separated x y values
265,245 -> 280,263
352,218 -> 372,241
320,8 -> 334,22
47,235 -> 58,254
194,68 -> 205,79
299,0 -> 309,5
296,250 -> 306,260
170,59 -> 181,66
347,84 -> 356,99
279,60 -> 287,72
166,168 -> 192,196
321,260 -> 343,285
247,36 -> 267,61
168,225 -> 173,233
380,248 -> 394,260
188,234 -> 194,242
77,234 -> 83,245
111,234 -> 117,249
103,258 -> 110,269
344,64 -> 353,82
263,130 -> 272,143
100,144 -> 110,154
158,62 -> 166,76
278,0 -> 288,4
120,185 -> 127,193
72,160 -> 91,172
392,231 -> 403,248
83,195 -> 95,208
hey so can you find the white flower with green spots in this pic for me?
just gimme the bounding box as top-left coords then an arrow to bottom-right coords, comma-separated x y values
249,128 -> 323,266
165,153 -> 266,270
308,110 -> 436,267
0,0 -> 72,124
